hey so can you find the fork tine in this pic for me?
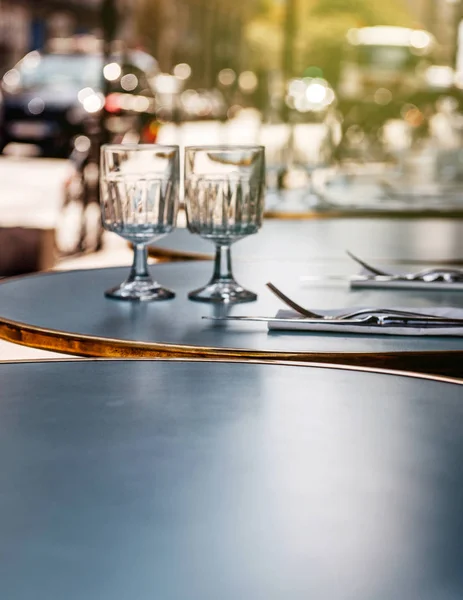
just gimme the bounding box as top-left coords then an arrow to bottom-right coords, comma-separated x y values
346,250 -> 390,276
266,282 -> 319,318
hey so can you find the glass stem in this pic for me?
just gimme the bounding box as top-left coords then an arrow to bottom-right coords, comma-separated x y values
211,243 -> 234,283
129,243 -> 150,281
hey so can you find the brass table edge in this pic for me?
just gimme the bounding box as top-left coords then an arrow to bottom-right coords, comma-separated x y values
0,315 -> 462,380
149,247 -> 463,266
0,355 -> 462,386
147,246 -> 212,261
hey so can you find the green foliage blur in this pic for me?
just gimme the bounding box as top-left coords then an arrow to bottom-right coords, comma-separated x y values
246,0 -> 414,85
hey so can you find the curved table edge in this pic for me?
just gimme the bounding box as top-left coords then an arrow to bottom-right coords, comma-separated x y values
1,355 -> 462,386
0,315 -> 462,380
147,246 -> 212,261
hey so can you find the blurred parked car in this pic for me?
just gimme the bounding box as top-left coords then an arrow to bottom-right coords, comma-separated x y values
0,43 -> 159,157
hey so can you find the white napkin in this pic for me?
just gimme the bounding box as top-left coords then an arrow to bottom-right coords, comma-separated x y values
350,268 -> 463,291
268,308 -> 463,336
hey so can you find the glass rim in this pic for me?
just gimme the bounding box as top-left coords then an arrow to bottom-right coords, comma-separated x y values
101,143 -> 180,152
185,145 -> 265,152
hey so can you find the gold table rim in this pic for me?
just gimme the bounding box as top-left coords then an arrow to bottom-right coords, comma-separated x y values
0,314 -> 462,380
1,355 -> 462,387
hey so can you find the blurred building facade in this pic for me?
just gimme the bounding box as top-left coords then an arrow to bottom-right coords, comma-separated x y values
135,0 -> 254,88
405,0 -> 462,64
0,0 -> 253,89
0,0 -> 100,72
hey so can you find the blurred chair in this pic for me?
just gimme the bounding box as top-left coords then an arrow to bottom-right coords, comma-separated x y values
0,227 -> 55,277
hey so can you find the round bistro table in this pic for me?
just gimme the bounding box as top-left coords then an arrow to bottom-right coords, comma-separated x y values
0,261 -> 462,377
0,359 -> 462,600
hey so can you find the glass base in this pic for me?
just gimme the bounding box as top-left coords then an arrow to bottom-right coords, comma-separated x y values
188,280 -> 257,304
105,279 -> 175,302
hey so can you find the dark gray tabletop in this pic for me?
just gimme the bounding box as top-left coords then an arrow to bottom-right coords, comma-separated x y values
0,359 -> 462,600
150,218 -> 463,262
0,262 -> 463,376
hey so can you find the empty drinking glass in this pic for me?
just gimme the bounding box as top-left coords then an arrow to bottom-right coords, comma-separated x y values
185,145 -> 265,303
100,144 -> 179,301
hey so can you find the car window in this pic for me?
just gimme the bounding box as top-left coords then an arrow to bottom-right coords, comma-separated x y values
18,54 -> 102,89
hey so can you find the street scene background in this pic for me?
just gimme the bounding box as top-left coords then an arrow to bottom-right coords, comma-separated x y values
1,0 -> 463,289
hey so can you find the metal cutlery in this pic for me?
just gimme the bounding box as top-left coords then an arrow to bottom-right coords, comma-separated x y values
202,315 -> 463,327
346,250 -> 463,282
299,274 -> 447,283
265,282 -> 453,321
203,280 -> 463,327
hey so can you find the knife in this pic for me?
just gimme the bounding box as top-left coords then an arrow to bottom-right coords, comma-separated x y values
300,275 -> 463,283
202,315 -> 463,327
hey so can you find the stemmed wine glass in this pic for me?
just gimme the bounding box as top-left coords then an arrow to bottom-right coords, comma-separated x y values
184,145 -> 265,303
100,144 -> 179,301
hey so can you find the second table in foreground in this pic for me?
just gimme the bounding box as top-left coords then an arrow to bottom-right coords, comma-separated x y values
1,261 -> 463,377
2,359 -> 462,599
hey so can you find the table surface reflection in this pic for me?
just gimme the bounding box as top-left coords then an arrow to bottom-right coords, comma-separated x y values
0,359 -> 462,600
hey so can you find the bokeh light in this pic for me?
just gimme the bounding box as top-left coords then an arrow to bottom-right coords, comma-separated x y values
409,30 -> 432,49
2,69 -> 20,89
103,62 -> 121,81
218,68 -> 236,86
173,63 -> 192,80
238,71 -> 258,93
27,97 -> 45,115
374,88 -> 392,105
120,74 -> 138,91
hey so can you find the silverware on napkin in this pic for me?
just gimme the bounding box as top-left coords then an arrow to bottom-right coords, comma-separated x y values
346,250 -> 463,282
202,315 -> 463,328
300,274 -> 456,283
264,282 -> 461,322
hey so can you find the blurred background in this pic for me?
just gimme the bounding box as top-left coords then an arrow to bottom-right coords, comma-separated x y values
2,0 -> 463,273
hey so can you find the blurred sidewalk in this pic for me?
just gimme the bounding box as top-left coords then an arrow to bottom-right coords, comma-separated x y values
0,153 -> 70,228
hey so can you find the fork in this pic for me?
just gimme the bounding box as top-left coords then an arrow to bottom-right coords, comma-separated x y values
265,282 -> 453,321
346,250 -> 463,282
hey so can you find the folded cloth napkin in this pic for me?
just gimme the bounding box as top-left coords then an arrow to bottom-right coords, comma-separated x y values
268,308 -> 463,336
350,268 -> 463,291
